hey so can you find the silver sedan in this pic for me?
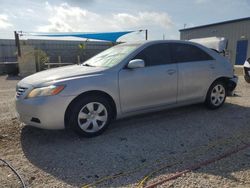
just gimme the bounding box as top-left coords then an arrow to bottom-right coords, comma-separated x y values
15,40 -> 238,137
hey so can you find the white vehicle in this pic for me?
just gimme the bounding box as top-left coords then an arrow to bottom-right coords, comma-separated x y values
244,58 -> 250,83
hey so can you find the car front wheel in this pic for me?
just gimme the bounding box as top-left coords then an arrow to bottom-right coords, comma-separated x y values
69,95 -> 112,137
205,81 -> 226,109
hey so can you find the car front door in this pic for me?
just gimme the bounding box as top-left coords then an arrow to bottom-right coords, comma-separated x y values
118,43 -> 177,113
170,43 -> 215,102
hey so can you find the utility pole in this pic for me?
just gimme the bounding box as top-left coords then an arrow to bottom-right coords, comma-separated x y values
139,29 -> 148,40
14,31 -> 21,57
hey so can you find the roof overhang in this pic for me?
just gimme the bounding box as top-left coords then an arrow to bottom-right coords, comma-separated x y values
180,17 -> 250,32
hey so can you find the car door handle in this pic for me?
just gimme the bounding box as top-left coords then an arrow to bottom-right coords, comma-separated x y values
209,64 -> 215,69
167,69 -> 176,75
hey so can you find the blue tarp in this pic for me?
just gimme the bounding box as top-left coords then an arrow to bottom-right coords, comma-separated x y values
27,31 -> 134,42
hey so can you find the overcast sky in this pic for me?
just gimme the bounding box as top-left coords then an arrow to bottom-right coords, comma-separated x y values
0,0 -> 250,41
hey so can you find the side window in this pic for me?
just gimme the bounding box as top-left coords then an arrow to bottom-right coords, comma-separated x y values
133,44 -> 172,66
171,43 -> 214,63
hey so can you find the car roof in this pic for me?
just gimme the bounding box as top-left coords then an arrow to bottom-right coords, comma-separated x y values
118,40 -> 217,59
120,40 -> 200,46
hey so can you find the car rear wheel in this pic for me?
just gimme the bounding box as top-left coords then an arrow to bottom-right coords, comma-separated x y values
68,95 -> 112,137
205,81 -> 226,109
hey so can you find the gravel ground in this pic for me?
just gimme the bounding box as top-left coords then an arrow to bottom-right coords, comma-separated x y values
0,75 -> 249,188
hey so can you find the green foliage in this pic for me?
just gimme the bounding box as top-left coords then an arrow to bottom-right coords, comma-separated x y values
78,43 -> 86,49
34,49 -> 49,71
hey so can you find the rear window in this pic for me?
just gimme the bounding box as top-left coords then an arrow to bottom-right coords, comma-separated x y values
171,43 -> 214,63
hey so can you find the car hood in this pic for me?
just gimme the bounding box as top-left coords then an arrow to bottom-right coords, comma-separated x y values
19,65 -> 107,86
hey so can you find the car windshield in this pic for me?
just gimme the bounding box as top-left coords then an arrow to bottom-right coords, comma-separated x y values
82,44 -> 139,67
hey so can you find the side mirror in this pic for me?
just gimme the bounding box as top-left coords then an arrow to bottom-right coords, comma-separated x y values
127,59 -> 145,69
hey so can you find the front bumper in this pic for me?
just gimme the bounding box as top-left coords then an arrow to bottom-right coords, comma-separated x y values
16,94 -> 75,130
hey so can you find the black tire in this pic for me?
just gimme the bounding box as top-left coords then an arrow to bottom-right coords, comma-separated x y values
244,67 -> 250,83
68,95 -> 113,137
244,75 -> 250,83
205,81 -> 227,109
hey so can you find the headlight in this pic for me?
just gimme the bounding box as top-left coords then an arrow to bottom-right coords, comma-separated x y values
26,85 -> 65,98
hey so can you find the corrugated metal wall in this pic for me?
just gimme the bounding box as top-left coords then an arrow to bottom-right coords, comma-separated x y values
0,39 -> 113,63
180,20 -> 250,64
0,39 -> 17,62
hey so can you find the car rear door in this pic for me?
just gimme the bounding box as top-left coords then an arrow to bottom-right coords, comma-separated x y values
170,42 -> 215,103
118,43 -> 177,113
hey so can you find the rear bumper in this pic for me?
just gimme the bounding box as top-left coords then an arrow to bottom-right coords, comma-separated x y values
227,75 -> 238,93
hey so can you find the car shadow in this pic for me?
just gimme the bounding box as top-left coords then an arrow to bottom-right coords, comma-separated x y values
21,102 -> 250,187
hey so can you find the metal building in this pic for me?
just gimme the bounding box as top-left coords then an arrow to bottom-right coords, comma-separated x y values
180,17 -> 250,65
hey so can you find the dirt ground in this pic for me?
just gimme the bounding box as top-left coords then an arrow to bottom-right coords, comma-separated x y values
0,75 -> 250,188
